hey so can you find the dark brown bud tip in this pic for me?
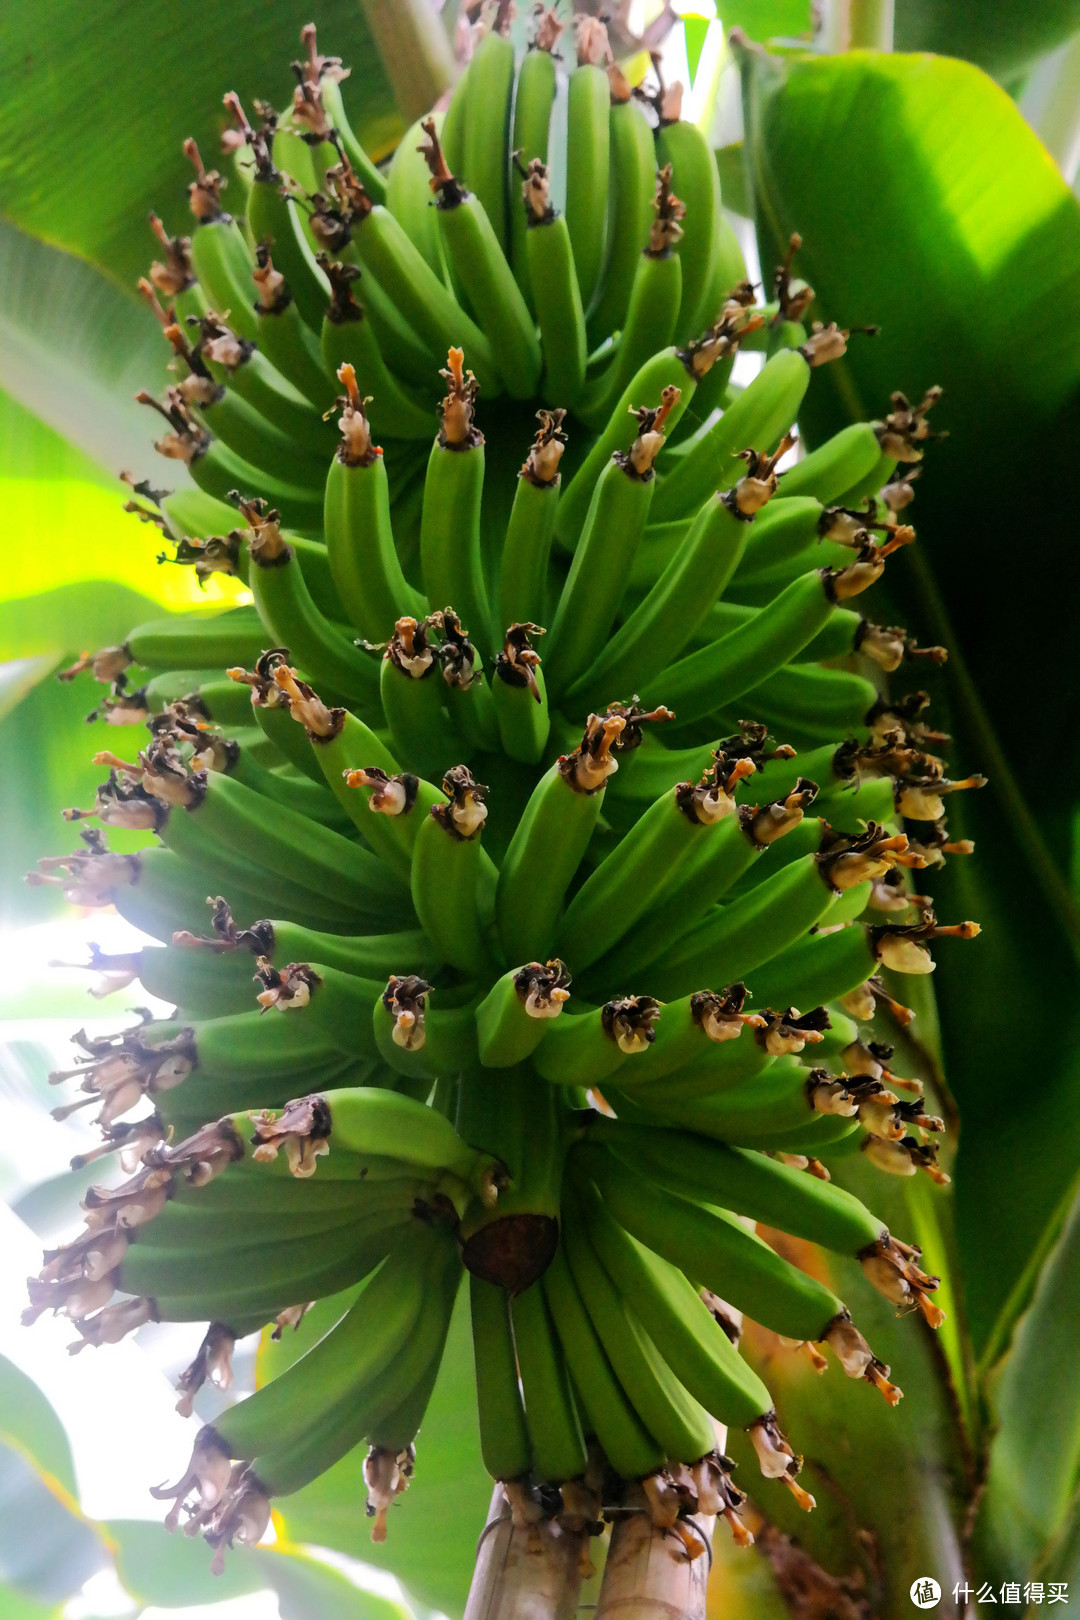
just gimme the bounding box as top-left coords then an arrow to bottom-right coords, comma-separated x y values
496,623 -> 545,699
254,959 -> 321,1013
383,975 -> 429,1051
876,386 -> 945,462
250,1094 -> 332,1178
183,139 -> 229,225
514,960 -> 571,1019
433,764 -> 489,839
520,156 -> 554,225
344,767 -> 418,817
602,996 -> 661,1054
859,1232 -> 945,1325
647,164 -> 685,257
419,118 -> 465,206
333,363 -> 380,467
522,409 -> 567,484
439,348 -> 482,449
618,387 -> 680,479
560,712 -> 627,794
691,983 -> 756,1044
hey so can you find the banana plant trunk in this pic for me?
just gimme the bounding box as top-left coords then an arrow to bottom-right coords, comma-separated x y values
596,1488 -> 715,1620
464,1482 -> 716,1620
464,1485 -> 589,1620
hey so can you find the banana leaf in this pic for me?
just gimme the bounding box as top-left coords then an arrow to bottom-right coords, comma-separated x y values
737,36 -> 1080,1364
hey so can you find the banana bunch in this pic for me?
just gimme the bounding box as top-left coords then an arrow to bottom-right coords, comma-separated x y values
28,12 -> 985,1568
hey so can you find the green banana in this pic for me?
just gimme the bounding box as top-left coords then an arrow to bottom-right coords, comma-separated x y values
242,1227 -> 458,1503
744,914 -> 979,1012
778,421 -> 885,504
491,625 -> 551,764
350,198 -> 498,394
126,606 -> 268,673
410,766 -> 501,977
588,94 -> 659,343
564,38 -> 611,312
651,562 -> 875,728
532,997 -> 661,1090
133,942 -> 261,1018
651,348 -> 810,524
595,1125 -> 885,1255
732,661 -> 880,744
462,28 -> 515,255
655,114 -> 723,341
542,1243 -> 666,1481
560,1188 -> 716,1464
495,711 -> 629,962
591,781 -> 817,988
385,114 -> 447,280
149,756 -> 406,919
554,351 -> 699,554
199,1225 -> 440,1462
567,451 -> 784,706
543,392 -> 676,697
418,351 -> 493,648
590,850 -> 838,1002
508,41 -> 556,311
321,1087 -> 500,1189
573,1170 -> 772,1428
239,496 -> 382,715
237,112 -> 332,332
497,416 -> 565,630
323,366 -> 430,636
149,1224 -> 402,1324
320,272 -> 435,442
578,168 -> 684,428
522,165 -> 587,405
575,1145 -> 844,1343
470,1273 -> 532,1486
556,773 -> 749,972
373,976 -> 480,1087
510,1278 -> 588,1484
476,961 -> 571,1068
422,120 -> 542,398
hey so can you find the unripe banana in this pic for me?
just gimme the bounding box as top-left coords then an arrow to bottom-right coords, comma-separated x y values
32,21 -> 977,1560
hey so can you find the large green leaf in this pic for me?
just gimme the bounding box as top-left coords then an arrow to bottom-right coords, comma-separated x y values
277,1282 -> 490,1619
12,1163 -> 109,1239
893,2 -> 1080,82
0,1355 -> 78,1501
719,2 -> 813,39
739,42 -> 1080,1356
262,1545 -> 413,1620
107,1517 -> 263,1606
0,1586 -> 60,1619
110,1522 -> 412,1618
976,1183 -> 1080,1581
0,223 -> 170,480
1,585 -> 181,665
0,1443 -> 104,1605
0,2 -> 400,294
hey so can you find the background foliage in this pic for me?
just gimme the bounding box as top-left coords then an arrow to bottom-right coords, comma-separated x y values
2,2 -> 1079,1615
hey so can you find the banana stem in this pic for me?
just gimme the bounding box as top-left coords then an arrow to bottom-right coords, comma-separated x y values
818,0 -> 894,52
595,1486 -> 716,1620
359,0 -> 455,122
464,1483 -> 587,1620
